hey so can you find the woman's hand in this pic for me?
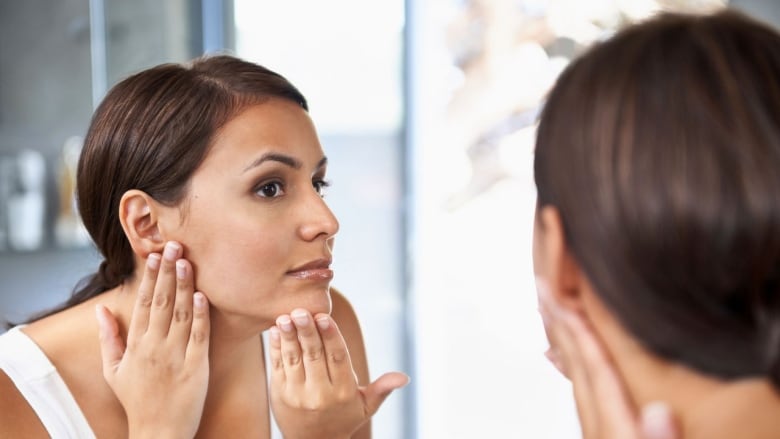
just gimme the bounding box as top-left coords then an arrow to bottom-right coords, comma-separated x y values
269,308 -> 409,439
95,241 -> 211,439
537,280 -> 678,439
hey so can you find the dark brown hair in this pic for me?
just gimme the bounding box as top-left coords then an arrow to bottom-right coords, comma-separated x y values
535,10 -> 780,388
29,55 -> 307,322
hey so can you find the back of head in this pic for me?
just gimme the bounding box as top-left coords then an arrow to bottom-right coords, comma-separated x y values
24,55 -> 307,323
534,10 -> 780,388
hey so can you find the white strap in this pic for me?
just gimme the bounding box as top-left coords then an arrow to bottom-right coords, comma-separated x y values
0,327 -> 95,439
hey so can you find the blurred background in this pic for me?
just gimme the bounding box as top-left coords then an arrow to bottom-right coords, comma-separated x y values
0,0 -> 777,437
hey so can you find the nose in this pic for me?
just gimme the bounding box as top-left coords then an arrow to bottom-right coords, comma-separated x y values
298,192 -> 339,241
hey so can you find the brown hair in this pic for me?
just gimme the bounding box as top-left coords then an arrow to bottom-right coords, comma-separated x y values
535,10 -> 780,388
29,55 -> 307,322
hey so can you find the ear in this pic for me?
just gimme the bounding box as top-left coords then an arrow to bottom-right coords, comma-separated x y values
119,189 -> 165,257
533,205 -> 587,313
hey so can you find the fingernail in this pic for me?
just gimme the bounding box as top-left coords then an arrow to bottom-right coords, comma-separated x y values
147,253 -> 161,270
193,292 -> 206,309
277,315 -> 293,332
315,316 -> 330,330
176,259 -> 186,279
641,401 -> 675,439
163,242 -> 180,261
269,326 -> 280,341
291,310 -> 309,327
544,347 -> 566,375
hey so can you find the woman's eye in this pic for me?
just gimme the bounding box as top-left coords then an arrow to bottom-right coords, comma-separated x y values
313,179 -> 331,197
255,182 -> 284,198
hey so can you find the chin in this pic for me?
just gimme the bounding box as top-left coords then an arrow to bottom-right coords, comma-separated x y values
290,285 -> 333,315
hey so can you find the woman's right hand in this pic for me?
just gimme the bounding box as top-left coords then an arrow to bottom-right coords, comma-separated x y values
96,241 -> 211,439
537,279 -> 678,439
268,308 -> 409,439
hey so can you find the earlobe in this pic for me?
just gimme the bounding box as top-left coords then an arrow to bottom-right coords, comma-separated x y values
535,206 -> 587,313
119,190 -> 164,256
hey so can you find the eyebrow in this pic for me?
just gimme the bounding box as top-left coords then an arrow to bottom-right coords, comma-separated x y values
242,152 -> 328,173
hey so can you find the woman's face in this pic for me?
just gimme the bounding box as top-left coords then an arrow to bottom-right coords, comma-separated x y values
161,100 -> 339,329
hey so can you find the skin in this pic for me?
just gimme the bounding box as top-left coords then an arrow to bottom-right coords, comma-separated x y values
0,99 -> 407,438
533,205 -> 780,439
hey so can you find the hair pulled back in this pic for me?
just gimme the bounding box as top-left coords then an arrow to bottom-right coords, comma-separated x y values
535,10 -> 780,389
30,55 -> 307,321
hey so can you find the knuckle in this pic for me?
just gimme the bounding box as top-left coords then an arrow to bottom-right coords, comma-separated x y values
283,351 -> 302,367
298,391 -> 327,411
138,292 -> 153,308
328,347 -> 348,363
173,308 -> 191,323
304,347 -> 325,362
153,293 -> 170,308
176,277 -> 191,290
336,387 -> 355,401
191,329 -> 208,344
271,355 -> 284,371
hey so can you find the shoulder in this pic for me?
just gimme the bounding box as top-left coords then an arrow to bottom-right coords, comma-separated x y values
0,369 -> 48,437
328,287 -> 372,439
329,287 -> 369,379
329,288 -> 366,354
330,287 -> 358,322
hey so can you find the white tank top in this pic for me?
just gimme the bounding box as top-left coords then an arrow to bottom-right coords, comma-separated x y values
0,326 -> 96,438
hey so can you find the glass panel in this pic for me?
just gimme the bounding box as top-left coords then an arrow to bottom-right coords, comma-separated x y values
408,0 -> 734,437
234,2 -> 408,438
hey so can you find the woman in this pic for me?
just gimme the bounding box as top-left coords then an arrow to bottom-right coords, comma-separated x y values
535,9 -> 780,439
0,55 -> 407,438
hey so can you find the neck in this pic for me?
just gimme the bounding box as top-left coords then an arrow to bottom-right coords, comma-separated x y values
106,279 -> 268,381
593,308 -> 780,438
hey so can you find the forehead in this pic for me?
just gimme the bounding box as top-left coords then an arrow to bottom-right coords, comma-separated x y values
202,100 -> 324,171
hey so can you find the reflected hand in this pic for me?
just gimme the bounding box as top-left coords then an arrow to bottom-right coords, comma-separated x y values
537,280 -> 679,439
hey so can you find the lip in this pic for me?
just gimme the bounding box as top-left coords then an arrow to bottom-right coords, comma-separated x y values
287,258 -> 334,280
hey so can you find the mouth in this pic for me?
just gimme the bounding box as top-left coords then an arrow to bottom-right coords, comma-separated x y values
287,258 -> 334,281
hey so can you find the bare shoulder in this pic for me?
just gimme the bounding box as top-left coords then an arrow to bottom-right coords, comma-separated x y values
0,369 -> 48,437
329,287 -> 368,380
330,287 -> 359,323
329,287 -> 372,439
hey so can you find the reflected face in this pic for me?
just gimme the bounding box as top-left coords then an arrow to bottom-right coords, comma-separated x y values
162,100 -> 339,329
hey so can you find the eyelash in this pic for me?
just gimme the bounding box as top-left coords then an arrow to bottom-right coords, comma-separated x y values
253,178 -> 331,199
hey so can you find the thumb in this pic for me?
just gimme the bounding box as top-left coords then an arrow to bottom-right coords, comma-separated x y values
95,304 -> 125,378
360,372 -> 410,416
639,402 -> 678,439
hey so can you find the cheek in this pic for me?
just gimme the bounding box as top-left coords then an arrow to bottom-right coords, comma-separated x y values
189,232 -> 286,293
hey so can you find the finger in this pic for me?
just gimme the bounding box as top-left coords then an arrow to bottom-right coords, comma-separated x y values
147,241 -> 182,337
543,304 -> 600,437
167,258 -> 195,354
290,309 -> 330,384
560,310 -> 639,438
360,372 -> 410,416
96,304 -> 125,379
314,314 -> 355,386
127,253 -> 161,345
268,326 -> 286,387
184,292 -> 210,366
277,314 -> 305,388
640,402 -> 678,439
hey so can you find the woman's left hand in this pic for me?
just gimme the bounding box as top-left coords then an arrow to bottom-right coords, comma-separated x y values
269,308 -> 409,439
537,281 -> 679,439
